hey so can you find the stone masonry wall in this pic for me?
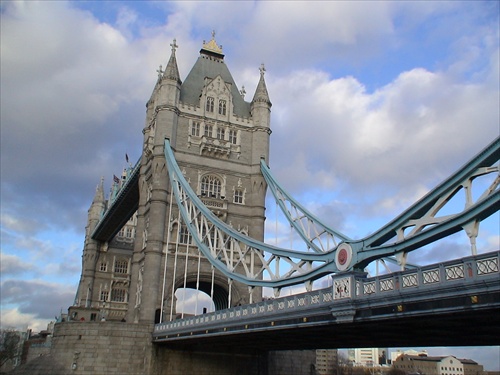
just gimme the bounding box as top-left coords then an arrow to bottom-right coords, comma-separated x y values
152,348 -> 268,375
11,322 -> 317,375
50,321 -> 154,374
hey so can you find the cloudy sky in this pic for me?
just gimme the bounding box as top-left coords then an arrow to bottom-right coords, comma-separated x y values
1,0 -> 499,369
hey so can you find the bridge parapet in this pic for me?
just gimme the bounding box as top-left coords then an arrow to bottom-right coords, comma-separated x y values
153,251 -> 499,342
349,251 -> 499,298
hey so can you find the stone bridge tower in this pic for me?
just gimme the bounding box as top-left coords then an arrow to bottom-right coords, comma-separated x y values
106,35 -> 271,324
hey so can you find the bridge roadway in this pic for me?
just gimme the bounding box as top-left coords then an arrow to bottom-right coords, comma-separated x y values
153,251 -> 500,351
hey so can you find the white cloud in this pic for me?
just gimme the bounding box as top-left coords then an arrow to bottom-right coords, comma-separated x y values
0,308 -> 52,333
0,254 -> 35,276
267,64 -> 498,217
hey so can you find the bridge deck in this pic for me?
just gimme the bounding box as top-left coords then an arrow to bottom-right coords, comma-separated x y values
154,251 -> 500,350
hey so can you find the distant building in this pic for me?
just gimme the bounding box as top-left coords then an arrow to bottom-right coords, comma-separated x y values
0,323 -> 54,373
392,354 -> 486,375
316,349 -> 338,375
348,348 -> 389,366
391,349 -> 428,364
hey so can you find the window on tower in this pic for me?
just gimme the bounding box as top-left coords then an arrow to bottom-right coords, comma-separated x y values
216,127 -> 225,140
179,225 -> 191,244
99,290 -> 109,301
111,288 -> 127,302
234,189 -> 244,204
218,99 -> 226,115
228,129 -> 237,144
204,124 -> 213,138
200,175 -> 221,198
114,259 -> 128,274
191,121 -> 200,137
206,97 -> 214,112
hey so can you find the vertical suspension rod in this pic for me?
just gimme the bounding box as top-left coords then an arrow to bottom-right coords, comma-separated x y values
160,188 -> 174,323
169,209 -> 181,321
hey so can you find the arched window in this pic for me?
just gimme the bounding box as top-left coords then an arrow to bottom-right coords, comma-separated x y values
228,129 -> 237,144
191,121 -> 200,136
206,97 -> 214,112
216,127 -> 225,140
200,175 -> 221,198
218,99 -> 226,115
204,124 -> 213,138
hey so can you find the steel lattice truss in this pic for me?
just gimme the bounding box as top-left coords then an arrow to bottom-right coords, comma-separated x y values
164,138 -> 499,289
261,160 -> 352,253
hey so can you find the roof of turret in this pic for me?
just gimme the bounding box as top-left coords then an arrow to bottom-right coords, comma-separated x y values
180,33 -> 251,118
252,64 -> 272,107
92,177 -> 105,205
162,39 -> 181,83
200,30 -> 225,58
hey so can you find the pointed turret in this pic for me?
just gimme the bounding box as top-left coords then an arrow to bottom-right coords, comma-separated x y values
155,39 -> 182,108
162,39 -> 181,84
250,64 -> 272,164
75,178 -> 106,308
87,177 -> 106,236
251,64 -> 272,107
92,177 -> 105,205
147,39 -> 182,147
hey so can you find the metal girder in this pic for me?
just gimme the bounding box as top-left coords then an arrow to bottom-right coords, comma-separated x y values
165,137 -> 499,287
261,159 -> 351,253
165,140 -> 340,288
352,136 -> 500,268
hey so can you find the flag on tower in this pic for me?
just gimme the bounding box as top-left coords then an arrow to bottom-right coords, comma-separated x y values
113,175 -> 120,184
125,153 -> 129,163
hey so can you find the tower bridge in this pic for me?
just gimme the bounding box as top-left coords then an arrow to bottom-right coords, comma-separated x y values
58,35 -> 500,375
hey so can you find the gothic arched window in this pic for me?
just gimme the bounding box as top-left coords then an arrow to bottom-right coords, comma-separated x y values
206,97 -> 214,112
216,127 -> 225,140
218,99 -> 226,115
228,129 -> 237,144
200,175 -> 221,198
204,124 -> 213,138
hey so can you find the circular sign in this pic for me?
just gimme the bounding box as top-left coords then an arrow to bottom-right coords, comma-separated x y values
335,243 -> 353,272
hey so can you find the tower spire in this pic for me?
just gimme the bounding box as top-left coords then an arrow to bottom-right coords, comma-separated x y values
252,63 -> 271,106
92,176 -> 105,205
162,38 -> 181,83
